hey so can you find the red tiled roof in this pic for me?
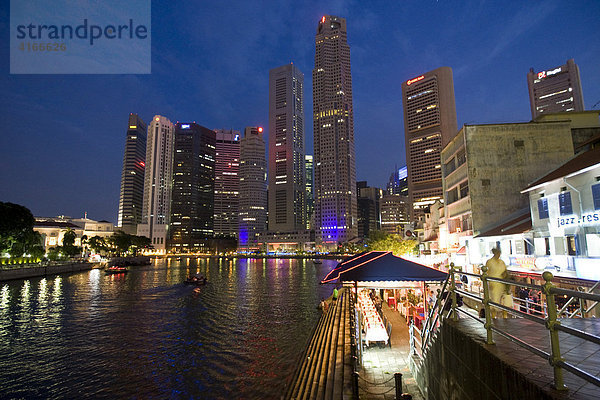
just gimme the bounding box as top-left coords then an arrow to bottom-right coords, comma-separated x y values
522,147 -> 600,192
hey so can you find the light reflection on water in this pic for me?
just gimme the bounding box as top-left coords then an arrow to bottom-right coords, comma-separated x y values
0,258 -> 337,399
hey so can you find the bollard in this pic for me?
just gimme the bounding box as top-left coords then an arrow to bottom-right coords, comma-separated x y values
542,271 -> 567,391
401,394 -> 413,400
481,265 -> 495,345
394,373 -> 403,399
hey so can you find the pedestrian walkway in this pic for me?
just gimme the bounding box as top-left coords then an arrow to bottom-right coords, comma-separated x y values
358,302 -> 424,400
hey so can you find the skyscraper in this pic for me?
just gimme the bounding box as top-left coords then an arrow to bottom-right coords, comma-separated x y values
305,154 -> 314,229
313,15 -> 358,246
137,115 -> 175,253
238,126 -> 267,251
117,113 -> 146,235
169,122 -> 216,253
214,129 -> 240,238
527,59 -> 585,120
387,166 -> 408,196
402,67 -> 457,220
268,64 -> 306,232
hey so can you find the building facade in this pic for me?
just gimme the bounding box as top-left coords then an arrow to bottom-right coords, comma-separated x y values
305,154 -> 314,229
357,181 -> 382,238
387,166 -> 408,196
117,113 -> 147,235
238,126 -> 267,251
527,59 -> 585,120
523,147 -> 600,281
380,194 -> 410,235
137,115 -> 175,253
169,122 -> 216,253
313,15 -> 358,246
441,121 -> 575,262
268,64 -> 306,232
214,129 -> 240,238
402,67 -> 457,221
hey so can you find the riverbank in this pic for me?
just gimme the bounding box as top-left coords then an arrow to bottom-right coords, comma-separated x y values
0,261 -> 93,281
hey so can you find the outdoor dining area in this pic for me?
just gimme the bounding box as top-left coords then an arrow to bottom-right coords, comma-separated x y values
357,289 -> 390,346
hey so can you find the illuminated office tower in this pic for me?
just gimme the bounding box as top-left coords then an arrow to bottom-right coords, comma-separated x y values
313,15 -> 358,246
268,64 -> 306,231
527,59 -> 584,120
169,122 -> 216,253
214,129 -> 240,237
238,126 -> 267,250
402,67 -> 457,220
117,113 -> 146,235
137,115 -> 175,253
305,155 -> 314,229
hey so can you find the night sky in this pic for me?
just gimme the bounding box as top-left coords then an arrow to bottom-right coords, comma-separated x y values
1,0 -> 599,223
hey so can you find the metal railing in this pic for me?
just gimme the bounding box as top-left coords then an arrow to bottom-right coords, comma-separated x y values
411,263 -> 600,392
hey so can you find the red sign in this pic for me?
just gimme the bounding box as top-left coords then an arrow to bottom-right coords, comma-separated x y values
406,75 -> 425,86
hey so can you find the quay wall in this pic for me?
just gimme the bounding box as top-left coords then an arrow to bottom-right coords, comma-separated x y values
414,320 -> 558,400
0,262 -> 93,281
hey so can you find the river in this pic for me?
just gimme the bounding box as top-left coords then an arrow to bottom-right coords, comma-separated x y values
0,257 -> 338,399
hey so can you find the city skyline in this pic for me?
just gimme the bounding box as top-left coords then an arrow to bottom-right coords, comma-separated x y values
2,1 -> 600,222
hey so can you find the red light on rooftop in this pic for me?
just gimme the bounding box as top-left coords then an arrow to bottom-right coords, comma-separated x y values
258,127 -> 263,133
406,75 -> 425,86
321,16 -> 326,23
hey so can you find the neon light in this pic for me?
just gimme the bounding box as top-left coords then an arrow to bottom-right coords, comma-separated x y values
321,252 -> 390,283
258,127 -> 263,133
321,16 -> 326,23
538,71 -> 546,80
406,75 -> 425,86
129,125 -> 137,129
181,124 -> 190,129
139,161 -> 145,167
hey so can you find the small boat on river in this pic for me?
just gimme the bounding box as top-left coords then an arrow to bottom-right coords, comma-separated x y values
105,265 -> 129,274
185,275 -> 207,286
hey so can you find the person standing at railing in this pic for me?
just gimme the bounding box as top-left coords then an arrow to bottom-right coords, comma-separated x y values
485,248 -> 508,318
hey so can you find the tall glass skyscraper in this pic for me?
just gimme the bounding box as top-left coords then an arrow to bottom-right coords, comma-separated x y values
169,122 -> 216,253
214,129 -> 240,238
268,64 -> 306,232
117,113 -> 146,235
313,15 -> 358,247
137,115 -> 175,253
238,126 -> 267,251
305,154 -> 314,229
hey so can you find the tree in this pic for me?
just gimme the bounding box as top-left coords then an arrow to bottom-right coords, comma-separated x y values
88,236 -> 108,254
61,228 -> 80,257
0,202 -> 35,256
366,230 -> 418,256
108,231 -> 133,256
130,235 -> 151,255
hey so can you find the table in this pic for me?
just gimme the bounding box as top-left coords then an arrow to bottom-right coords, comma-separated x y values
358,291 -> 389,346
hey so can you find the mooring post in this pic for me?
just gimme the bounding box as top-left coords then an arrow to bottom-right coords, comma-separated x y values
394,372 -> 403,399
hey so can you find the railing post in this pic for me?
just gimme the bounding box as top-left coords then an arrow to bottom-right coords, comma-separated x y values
481,265 -> 495,345
449,263 -> 458,321
542,271 -> 567,391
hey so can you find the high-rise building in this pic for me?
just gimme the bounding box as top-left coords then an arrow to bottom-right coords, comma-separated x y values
380,194 -> 410,235
313,15 -> 358,246
239,126 -> 267,251
137,115 -> 175,253
357,181 -> 382,238
527,59 -> 585,120
268,64 -> 306,232
214,129 -> 240,238
387,166 -> 408,196
117,113 -> 146,235
169,122 -> 216,253
402,67 -> 457,221
305,155 -> 314,229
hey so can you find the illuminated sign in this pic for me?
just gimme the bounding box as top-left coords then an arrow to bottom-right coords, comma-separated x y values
181,124 -> 190,129
258,127 -> 263,133
139,161 -> 145,167
129,125 -> 137,129
234,134 -> 240,141
406,75 -> 424,86
321,16 -> 326,23
537,67 -> 562,80
557,212 -> 600,227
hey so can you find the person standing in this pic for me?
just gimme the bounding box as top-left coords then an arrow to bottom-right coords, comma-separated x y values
485,248 -> 508,318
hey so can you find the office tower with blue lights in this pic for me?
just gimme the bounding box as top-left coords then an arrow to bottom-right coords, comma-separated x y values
117,113 -> 147,235
402,67 -> 457,221
313,15 -> 358,246
137,115 -> 175,253
214,129 -> 241,238
305,154 -> 314,229
268,64 -> 306,232
238,126 -> 267,251
169,122 -> 216,253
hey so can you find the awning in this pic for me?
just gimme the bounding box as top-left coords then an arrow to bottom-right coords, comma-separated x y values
321,251 -> 448,284
457,246 -> 467,255
476,208 -> 532,238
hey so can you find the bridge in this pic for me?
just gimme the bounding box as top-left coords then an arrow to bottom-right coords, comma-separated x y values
284,261 -> 600,399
